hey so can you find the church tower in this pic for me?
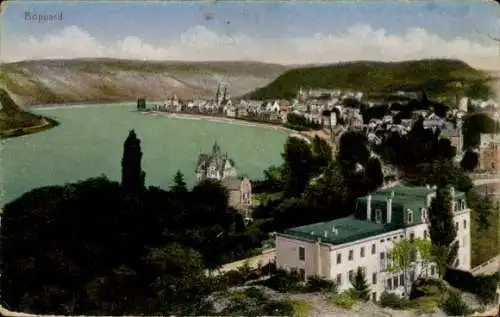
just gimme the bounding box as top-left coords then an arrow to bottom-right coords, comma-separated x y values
215,84 -> 221,103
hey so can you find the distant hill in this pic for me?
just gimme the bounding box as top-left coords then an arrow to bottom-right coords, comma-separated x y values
0,88 -> 57,137
0,59 -> 288,107
245,59 -> 494,101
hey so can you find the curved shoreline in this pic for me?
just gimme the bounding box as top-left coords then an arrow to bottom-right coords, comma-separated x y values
0,115 -> 59,140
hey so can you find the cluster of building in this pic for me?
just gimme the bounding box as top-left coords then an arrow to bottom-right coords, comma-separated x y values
275,185 -> 471,301
195,142 -> 253,220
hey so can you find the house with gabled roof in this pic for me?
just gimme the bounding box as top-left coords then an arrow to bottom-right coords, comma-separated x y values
275,185 -> 471,301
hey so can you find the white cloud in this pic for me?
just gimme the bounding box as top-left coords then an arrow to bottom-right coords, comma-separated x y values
2,24 -> 500,69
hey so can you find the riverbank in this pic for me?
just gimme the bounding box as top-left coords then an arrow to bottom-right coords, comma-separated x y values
0,116 -> 60,139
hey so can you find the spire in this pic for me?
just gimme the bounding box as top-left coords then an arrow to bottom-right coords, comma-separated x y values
212,141 -> 221,155
215,84 -> 221,102
223,86 -> 227,101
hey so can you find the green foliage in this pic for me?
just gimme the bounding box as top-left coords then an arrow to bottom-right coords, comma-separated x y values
305,276 -> 338,293
440,290 -> 471,316
379,291 -> 408,309
285,113 -> 322,130
257,268 -> 303,292
351,267 -> 370,301
287,299 -> 311,317
460,150 -> 479,171
409,278 -> 447,300
328,291 -> 357,309
282,136 -> 314,197
469,193 -> 499,266
170,170 -> 188,193
121,130 -> 146,192
428,187 -> 458,277
444,269 -> 500,305
246,59 -> 489,100
463,113 -> 500,149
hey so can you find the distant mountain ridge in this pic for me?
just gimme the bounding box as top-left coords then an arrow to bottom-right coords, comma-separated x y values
0,59 -> 289,107
245,59 -> 493,100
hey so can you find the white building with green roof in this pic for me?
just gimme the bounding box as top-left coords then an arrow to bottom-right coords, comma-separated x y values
275,185 -> 470,301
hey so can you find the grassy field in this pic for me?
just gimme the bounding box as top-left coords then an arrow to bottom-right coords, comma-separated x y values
246,59 -> 494,101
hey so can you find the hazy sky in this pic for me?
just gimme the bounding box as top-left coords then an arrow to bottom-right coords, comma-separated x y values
1,1 -> 500,68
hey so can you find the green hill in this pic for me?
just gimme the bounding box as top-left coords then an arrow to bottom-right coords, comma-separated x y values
0,88 -> 58,138
245,59 -> 493,101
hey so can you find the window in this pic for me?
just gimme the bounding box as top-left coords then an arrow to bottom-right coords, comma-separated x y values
372,273 -> 377,285
455,222 -> 459,231
299,247 -> 305,261
380,252 -> 386,271
463,219 -> 467,229
430,266 -> 435,276
423,230 -> 428,239
400,234 -> 404,239
455,258 -> 460,267
336,273 -> 342,286
349,249 -> 354,261
407,209 -> 413,224
399,274 -> 404,286
349,270 -> 354,282
371,244 -> 376,254
387,278 -> 393,290
409,270 -> 415,283
409,232 -> 415,242
461,200 -> 466,210
375,208 -> 382,223
393,276 -> 399,288
360,247 -> 365,258
337,253 -> 342,264
372,292 -> 377,302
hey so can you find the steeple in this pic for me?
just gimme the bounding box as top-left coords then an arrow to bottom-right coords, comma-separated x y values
215,84 -> 221,102
223,86 -> 227,101
212,141 -> 221,155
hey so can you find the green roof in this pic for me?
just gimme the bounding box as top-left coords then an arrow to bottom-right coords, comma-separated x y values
282,185 -> 468,245
283,216 -> 402,245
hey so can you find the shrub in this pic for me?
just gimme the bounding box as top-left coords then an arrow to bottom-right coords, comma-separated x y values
410,278 -> 447,300
379,291 -> 408,309
288,299 -> 311,317
262,300 -> 295,316
444,268 -> 499,304
258,268 -> 303,292
245,287 -> 266,301
440,290 -> 471,316
328,291 -> 357,309
305,275 -> 337,293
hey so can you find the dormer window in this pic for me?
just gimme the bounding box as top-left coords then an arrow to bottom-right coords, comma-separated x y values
420,208 -> 428,223
375,209 -> 382,223
460,200 -> 466,210
407,209 -> 413,224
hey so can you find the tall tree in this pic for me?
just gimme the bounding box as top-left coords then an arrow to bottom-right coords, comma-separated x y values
460,150 -> 479,172
282,137 -> 314,198
388,238 -> 415,295
170,170 -> 188,194
351,267 -> 370,301
428,187 -> 458,277
121,130 -> 146,192
415,238 -> 433,278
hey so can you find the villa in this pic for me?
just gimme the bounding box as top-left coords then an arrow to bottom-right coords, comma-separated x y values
275,185 -> 471,301
195,142 -> 253,214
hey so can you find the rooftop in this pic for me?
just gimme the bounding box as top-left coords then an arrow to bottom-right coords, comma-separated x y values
283,216 -> 401,245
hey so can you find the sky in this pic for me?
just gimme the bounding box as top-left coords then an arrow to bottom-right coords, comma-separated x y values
1,1 -> 500,69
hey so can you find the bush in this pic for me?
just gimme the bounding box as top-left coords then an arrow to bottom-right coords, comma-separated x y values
410,278 -> 447,300
258,268 -> 303,292
444,268 -> 499,304
262,300 -> 295,316
379,291 -> 408,309
305,276 -> 338,293
440,291 -> 471,316
328,291 -> 357,309
288,299 -> 311,317
245,287 -> 266,301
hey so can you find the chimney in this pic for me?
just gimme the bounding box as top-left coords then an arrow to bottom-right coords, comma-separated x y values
387,192 -> 394,223
331,225 -> 336,233
450,186 -> 455,199
366,194 -> 372,221
426,184 -> 430,189
324,231 -> 328,238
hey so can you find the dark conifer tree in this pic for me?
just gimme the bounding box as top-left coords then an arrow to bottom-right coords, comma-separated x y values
352,267 -> 370,301
121,130 -> 146,192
